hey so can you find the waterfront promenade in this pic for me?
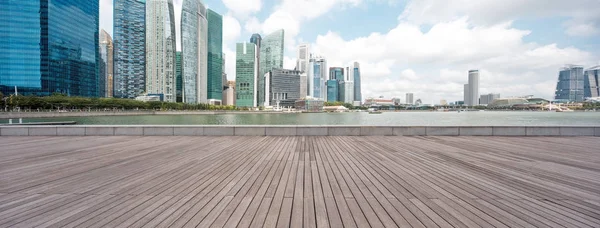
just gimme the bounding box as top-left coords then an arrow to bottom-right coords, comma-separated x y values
0,136 -> 599,227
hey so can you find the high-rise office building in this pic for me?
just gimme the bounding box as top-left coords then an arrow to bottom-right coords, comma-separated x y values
235,42 -> 257,107
406,93 -> 414,105
146,0 -> 176,102
207,9 -> 223,104
339,66 -> 354,103
468,70 -> 480,106
555,65 -> 584,102
353,62 -> 362,104
326,80 -> 339,102
100,30 -> 114,97
0,0 -> 100,97
308,57 -> 327,100
300,73 -> 307,98
480,93 -> 500,105
265,69 -> 302,107
297,44 -> 310,72
175,51 -> 182,102
584,66 -> 599,98
181,0 -> 206,104
259,30 -> 284,106
463,84 -> 470,106
114,0 -> 146,99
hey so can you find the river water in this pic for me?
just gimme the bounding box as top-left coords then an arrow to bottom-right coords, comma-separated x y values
3,111 -> 600,126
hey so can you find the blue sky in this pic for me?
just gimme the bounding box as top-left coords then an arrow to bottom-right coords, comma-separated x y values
100,0 -> 600,103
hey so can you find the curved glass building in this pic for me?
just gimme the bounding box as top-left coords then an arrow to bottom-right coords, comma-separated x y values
113,0 -> 146,99
259,30 -> 284,106
146,0 -> 176,102
0,0 -> 100,97
181,0 -> 207,104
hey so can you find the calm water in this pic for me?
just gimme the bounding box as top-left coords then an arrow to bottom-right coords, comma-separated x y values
3,111 -> 600,126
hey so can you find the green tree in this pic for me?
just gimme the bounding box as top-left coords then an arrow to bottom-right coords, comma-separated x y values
0,91 -> 4,100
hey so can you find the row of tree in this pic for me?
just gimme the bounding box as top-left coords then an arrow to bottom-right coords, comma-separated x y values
2,94 -> 239,111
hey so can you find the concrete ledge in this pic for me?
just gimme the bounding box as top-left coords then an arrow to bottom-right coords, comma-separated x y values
235,127 -> 266,136
361,127 -> 393,136
203,127 -> 234,136
115,127 -> 144,136
1,127 -> 29,136
297,127 -> 328,136
460,127 -> 493,136
85,127 -> 115,136
393,127 -> 426,136
596,127 -> 600,137
329,127 -> 361,136
526,127 -> 560,136
266,127 -> 297,136
29,127 -> 57,136
493,127 -> 526,136
57,127 -> 86,136
426,127 -> 459,136
560,127 -> 595,136
144,127 -> 174,136
174,127 -> 204,136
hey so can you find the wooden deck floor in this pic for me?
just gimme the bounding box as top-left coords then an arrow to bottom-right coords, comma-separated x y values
0,136 -> 599,228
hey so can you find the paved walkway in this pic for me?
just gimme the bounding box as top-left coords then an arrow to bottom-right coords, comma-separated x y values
0,136 -> 599,227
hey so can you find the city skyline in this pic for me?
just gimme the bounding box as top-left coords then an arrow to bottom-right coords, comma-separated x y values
98,0 -> 600,103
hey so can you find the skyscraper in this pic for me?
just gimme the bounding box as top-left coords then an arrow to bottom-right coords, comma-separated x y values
406,93 -> 414,105
146,0 -> 176,102
297,44 -> 310,72
308,57 -> 327,100
235,42 -> 257,107
114,0 -> 146,99
250,34 -> 262,103
181,0 -> 206,104
584,66 -> 599,98
100,30 -> 114,97
463,84 -> 470,106
0,0 -> 100,97
265,69 -> 302,107
353,62 -> 362,104
480,93 -> 500,105
555,65 -> 584,102
176,51 -> 182,102
468,70 -> 480,106
339,66 -> 354,103
207,9 -> 223,104
259,30 -> 284,106
327,67 -> 343,102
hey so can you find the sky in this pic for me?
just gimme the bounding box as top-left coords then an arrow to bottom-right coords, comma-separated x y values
100,0 -> 600,103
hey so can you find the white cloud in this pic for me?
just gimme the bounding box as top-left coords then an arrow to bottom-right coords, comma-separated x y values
244,17 -> 262,34
99,0 -> 113,35
222,0 -> 262,18
312,18 -> 596,102
564,22 -> 600,37
223,14 -> 241,43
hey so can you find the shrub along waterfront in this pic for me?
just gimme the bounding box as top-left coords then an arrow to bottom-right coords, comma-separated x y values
2,94 -> 238,111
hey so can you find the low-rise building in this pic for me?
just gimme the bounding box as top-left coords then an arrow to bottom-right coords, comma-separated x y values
295,97 -> 324,112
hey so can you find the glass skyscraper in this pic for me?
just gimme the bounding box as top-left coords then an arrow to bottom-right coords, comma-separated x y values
353,62 -> 362,103
308,57 -> 327,100
207,9 -> 223,103
259,30 -> 284,106
181,0 -> 207,104
176,51 -> 182,102
113,0 -> 146,99
0,0 -> 100,97
555,65 -> 584,102
326,80 -> 339,102
100,30 -> 114,97
584,66 -> 599,98
236,42 -> 257,107
146,0 -> 177,102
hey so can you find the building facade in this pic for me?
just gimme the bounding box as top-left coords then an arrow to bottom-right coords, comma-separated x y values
207,9 -> 223,104
0,0 -> 100,97
146,0 -> 177,102
235,42 -> 257,107
406,93 -> 414,105
555,65 -> 584,102
100,30 -> 114,97
175,51 -> 182,102
480,93 -> 500,105
308,57 -> 327,100
181,0 -> 206,104
258,30 -> 284,106
463,84 -> 470,106
297,44 -> 310,72
326,80 -> 339,102
467,70 -> 480,106
584,66 -> 599,98
353,62 -> 362,104
222,80 -> 235,106
113,0 -> 146,99
265,69 -> 301,108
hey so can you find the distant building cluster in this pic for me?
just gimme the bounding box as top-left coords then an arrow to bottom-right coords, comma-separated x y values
554,65 -> 600,103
